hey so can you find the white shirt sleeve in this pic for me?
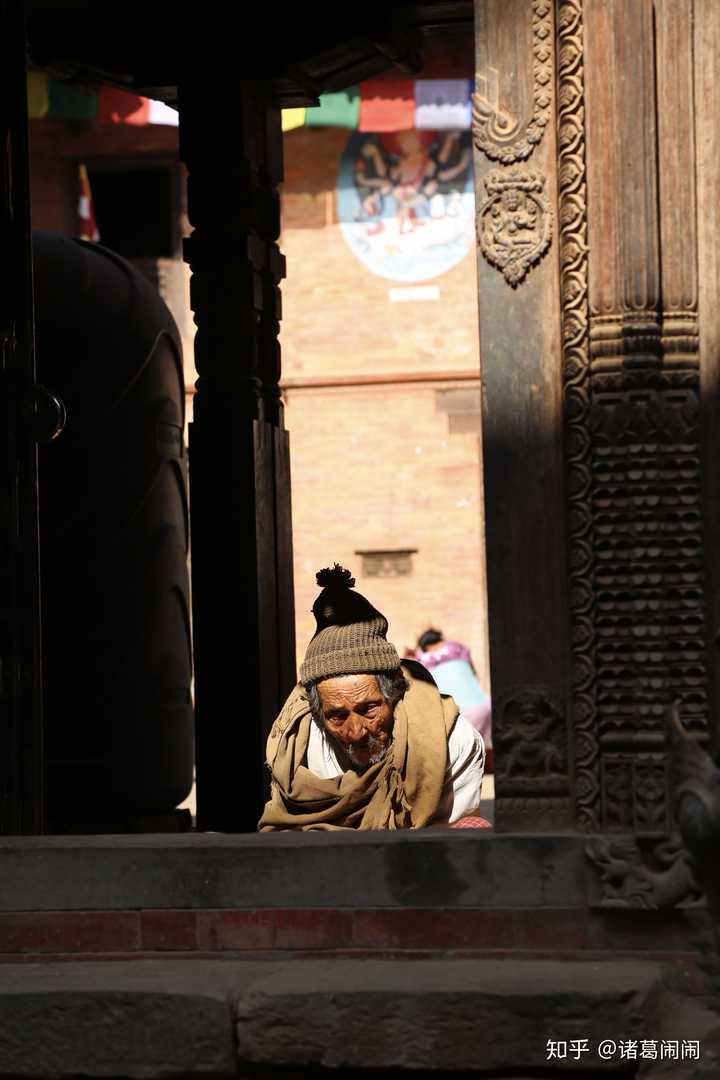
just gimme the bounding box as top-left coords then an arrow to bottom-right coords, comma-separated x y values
431,712 -> 486,825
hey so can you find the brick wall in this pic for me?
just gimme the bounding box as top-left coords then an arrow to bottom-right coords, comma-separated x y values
285,381 -> 488,683
281,127 -> 489,687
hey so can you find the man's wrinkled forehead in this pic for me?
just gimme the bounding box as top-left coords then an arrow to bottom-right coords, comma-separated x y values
317,673 -> 382,710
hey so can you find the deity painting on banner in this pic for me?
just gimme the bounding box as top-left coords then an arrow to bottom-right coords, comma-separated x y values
337,129 -> 475,283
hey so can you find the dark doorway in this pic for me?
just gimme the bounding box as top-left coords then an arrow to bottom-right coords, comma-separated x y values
87,164 -> 175,258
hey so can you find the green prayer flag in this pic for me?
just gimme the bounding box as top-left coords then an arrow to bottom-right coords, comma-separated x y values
306,87 -> 359,128
48,79 -> 98,121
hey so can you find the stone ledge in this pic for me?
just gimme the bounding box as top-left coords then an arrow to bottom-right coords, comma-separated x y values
233,958 -> 668,1072
0,959 -> 258,1078
0,958 -> 686,1077
0,832 -> 589,910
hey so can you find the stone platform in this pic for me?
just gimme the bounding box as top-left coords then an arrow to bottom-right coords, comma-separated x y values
2,957 -> 717,1078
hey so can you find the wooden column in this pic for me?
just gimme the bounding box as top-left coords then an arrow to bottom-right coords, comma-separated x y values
179,80 -> 296,833
474,0 -> 716,898
578,0 -> 708,849
695,0 -> 720,758
473,0 -> 570,830
0,1 -> 43,834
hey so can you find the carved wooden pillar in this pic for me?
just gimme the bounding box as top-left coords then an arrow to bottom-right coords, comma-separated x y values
579,0 -> 708,853
0,1 -> 43,834
695,0 -> 720,756
475,0 -> 716,885
473,0 -> 571,830
179,80 -> 296,832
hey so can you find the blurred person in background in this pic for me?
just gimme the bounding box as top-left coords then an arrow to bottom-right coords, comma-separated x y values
415,628 -> 491,743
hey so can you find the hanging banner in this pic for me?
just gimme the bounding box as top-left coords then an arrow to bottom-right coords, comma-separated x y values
336,129 -> 475,283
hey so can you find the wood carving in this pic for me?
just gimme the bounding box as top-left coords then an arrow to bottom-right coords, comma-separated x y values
472,0 -> 552,163
586,836 -> 703,910
477,168 -> 552,285
600,753 -> 671,838
564,0 -> 707,854
670,704 -> 720,920
494,685 -> 568,795
493,685 -> 570,830
557,0 -> 598,830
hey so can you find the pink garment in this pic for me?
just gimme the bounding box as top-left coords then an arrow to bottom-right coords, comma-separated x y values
415,640 -> 471,669
415,640 -> 492,742
461,701 -> 492,740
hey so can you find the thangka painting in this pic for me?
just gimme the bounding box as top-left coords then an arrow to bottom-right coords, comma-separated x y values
337,130 -> 475,283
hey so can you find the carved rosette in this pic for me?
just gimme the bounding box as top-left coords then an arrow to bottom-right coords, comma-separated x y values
472,0 -> 553,163
477,168 -> 552,286
556,0 -> 598,831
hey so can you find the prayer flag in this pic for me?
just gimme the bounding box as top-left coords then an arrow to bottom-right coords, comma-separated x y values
281,107 -> 306,132
27,70 -> 49,119
98,87 -> 150,125
359,78 -> 414,132
77,164 -> 99,242
306,87 -> 360,128
48,79 -> 98,121
415,79 -> 472,130
147,98 -> 179,126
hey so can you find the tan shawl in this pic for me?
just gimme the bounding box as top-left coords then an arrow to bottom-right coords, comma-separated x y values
258,662 -> 457,831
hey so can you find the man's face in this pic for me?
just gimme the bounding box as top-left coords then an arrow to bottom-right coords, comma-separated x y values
316,673 -> 395,771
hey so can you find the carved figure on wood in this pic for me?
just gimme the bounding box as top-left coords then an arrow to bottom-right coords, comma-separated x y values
495,687 -> 566,781
477,168 -> 552,285
586,835 -> 702,910
669,704 -> 720,918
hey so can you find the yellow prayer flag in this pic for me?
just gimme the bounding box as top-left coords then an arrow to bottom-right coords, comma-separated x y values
27,70 -> 49,119
281,108 -> 305,133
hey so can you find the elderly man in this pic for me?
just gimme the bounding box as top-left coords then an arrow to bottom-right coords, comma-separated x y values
258,565 -> 486,831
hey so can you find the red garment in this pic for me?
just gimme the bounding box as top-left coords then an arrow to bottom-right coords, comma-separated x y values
450,816 -> 492,829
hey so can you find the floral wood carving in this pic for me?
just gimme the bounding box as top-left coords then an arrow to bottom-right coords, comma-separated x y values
586,836 -> 703,910
472,0 -> 553,163
557,0 -> 598,830
477,168 -> 552,286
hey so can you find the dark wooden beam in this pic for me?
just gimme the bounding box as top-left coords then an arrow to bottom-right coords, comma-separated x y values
0,0 -> 44,834
180,79 -> 295,833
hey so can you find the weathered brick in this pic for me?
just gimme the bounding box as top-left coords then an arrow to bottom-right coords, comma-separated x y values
0,912 -> 139,954
141,910 -> 198,951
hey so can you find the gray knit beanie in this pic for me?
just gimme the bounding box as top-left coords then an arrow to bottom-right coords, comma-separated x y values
299,564 -> 401,684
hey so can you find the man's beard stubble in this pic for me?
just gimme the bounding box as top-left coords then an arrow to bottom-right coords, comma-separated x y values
343,733 -> 391,771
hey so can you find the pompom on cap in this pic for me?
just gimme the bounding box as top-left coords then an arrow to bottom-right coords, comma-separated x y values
316,564 -> 355,590
300,563 -> 400,683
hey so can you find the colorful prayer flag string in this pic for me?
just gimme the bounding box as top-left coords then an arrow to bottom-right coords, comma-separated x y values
283,79 -> 473,133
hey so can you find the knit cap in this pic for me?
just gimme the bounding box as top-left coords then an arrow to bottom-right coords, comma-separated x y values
299,564 -> 401,684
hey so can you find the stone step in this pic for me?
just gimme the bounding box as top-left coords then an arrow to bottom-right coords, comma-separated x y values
1,957 -> 712,1077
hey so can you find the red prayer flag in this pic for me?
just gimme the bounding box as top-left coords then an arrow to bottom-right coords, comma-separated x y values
77,164 -> 99,242
98,87 -> 151,126
359,78 -> 415,132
